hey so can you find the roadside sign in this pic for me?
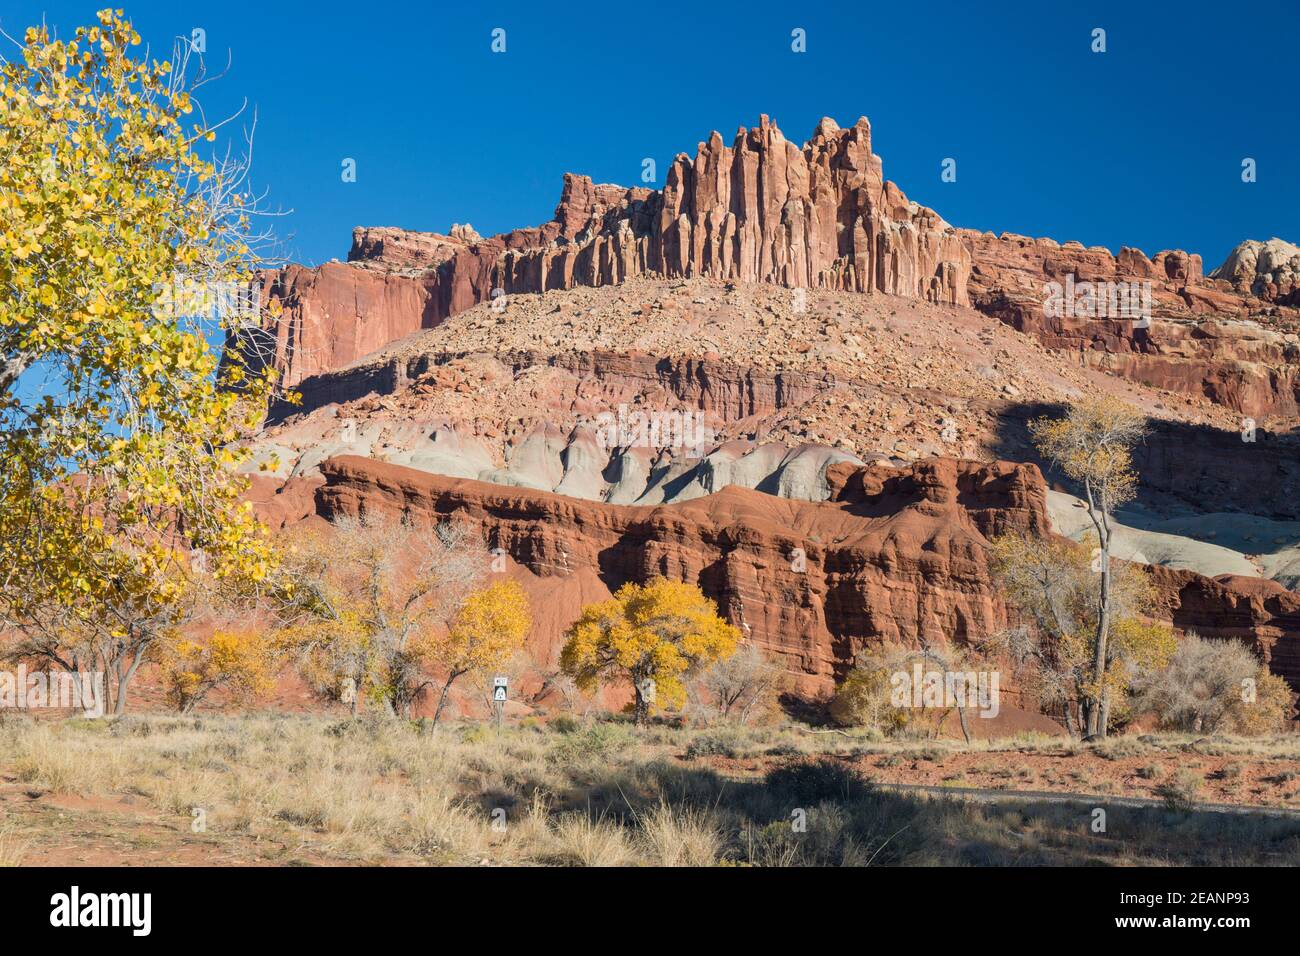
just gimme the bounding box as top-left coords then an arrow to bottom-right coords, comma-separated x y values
491,675 -> 508,723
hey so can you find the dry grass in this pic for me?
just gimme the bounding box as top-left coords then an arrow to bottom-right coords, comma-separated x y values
8,722 -> 132,795
548,813 -> 635,867
1156,769 -> 1205,812
0,714 -> 1295,866
633,800 -> 725,866
0,828 -> 27,867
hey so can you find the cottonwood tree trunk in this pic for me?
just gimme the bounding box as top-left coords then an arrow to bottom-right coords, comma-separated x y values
918,644 -> 971,744
109,641 -> 149,716
1062,701 -> 1080,740
431,669 -> 465,725
1084,480 -> 1113,740
955,701 -> 972,745
631,670 -> 651,726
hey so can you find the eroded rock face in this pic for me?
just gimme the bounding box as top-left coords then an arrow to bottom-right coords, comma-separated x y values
646,116 -> 971,303
961,230 -> 1300,418
348,226 -> 480,271
248,344 -> 869,505
1210,239 -> 1300,307
962,230 -> 1209,321
272,348 -> 834,424
246,263 -> 442,386
241,114 -> 1300,428
280,455 -> 1300,695
305,455 -> 1043,694
1146,568 -> 1300,691
241,115 -> 971,387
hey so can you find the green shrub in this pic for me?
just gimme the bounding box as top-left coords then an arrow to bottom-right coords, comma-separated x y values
550,723 -> 632,762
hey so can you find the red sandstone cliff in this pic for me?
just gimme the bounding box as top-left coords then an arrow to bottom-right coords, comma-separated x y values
241,115 -> 971,388
232,112 -> 1300,722
266,455 -> 1300,696
961,230 -> 1300,418
302,455 -> 1045,696
237,113 -> 1300,426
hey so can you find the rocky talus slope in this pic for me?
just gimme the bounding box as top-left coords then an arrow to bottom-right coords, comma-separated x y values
239,116 -> 1300,420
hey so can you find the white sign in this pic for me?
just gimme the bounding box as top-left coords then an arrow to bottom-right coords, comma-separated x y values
493,686 -> 507,702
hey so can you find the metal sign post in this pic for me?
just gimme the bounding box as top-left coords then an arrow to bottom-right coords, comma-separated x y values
492,676 -> 508,728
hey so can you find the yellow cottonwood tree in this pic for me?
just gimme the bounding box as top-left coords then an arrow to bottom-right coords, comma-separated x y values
0,10 -> 280,654
560,578 -> 740,725
161,628 -> 276,714
5,537 -> 197,714
1029,397 -> 1146,737
426,578 -> 531,723
276,515 -> 490,718
988,532 -> 1175,737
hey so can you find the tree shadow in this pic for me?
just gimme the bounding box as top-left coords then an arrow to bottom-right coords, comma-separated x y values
557,757 -> 1300,866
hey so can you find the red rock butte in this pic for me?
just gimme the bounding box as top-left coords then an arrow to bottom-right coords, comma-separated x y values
239,113 -> 1300,717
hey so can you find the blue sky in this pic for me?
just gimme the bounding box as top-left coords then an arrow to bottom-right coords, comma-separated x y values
5,0 -> 1297,271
